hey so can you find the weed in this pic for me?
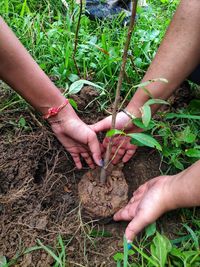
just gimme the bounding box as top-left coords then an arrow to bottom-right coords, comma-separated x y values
114,223 -> 200,267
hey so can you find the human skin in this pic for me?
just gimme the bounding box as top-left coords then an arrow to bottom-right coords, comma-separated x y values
92,0 -> 200,163
114,160 -> 200,242
0,16 -> 102,169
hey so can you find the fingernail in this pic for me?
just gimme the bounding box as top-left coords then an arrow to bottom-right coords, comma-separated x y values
127,243 -> 132,250
99,159 -> 104,167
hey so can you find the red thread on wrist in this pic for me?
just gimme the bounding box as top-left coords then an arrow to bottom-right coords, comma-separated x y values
43,99 -> 69,119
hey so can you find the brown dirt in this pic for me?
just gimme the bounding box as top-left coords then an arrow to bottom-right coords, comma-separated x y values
0,84 -> 190,266
78,163 -> 128,218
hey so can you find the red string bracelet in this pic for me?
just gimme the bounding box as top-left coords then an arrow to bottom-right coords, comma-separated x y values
42,99 -> 69,119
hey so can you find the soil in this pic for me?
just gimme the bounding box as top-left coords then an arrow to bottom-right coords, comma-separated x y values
78,163 -> 128,218
0,84 -> 194,266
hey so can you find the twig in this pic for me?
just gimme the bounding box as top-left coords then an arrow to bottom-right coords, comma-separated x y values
100,0 -> 138,184
72,0 -> 82,76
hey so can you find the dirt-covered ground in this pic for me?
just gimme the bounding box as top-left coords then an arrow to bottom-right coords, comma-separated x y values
0,84 -> 193,266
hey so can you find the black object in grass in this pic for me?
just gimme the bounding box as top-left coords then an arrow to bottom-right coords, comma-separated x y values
85,0 -> 132,22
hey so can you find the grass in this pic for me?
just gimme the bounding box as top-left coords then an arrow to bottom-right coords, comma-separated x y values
113,210 -> 200,266
1,0 -> 200,266
0,0 -> 175,96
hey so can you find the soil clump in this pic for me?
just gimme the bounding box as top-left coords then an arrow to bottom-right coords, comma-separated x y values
78,163 -> 128,218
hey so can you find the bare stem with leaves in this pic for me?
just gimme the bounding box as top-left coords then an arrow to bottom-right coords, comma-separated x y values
100,0 -> 138,184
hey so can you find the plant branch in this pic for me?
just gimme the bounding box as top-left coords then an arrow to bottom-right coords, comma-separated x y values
72,0 -> 82,76
100,0 -> 138,184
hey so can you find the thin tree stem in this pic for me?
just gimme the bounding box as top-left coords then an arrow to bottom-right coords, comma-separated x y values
100,0 -> 138,184
73,0 -> 82,76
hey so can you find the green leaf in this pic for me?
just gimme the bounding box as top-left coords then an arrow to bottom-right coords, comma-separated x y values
145,223 -> 157,239
140,105 -> 151,127
18,117 -> 26,128
67,73 -> 79,83
185,148 -> 200,158
132,118 -> 155,130
37,239 -> 62,265
68,79 -> 105,95
20,0 -> 27,17
69,98 -> 78,110
173,159 -> 184,170
0,256 -> 7,267
188,99 -> 200,115
131,243 -> 159,266
176,126 -> 197,144
128,250 -> 135,256
128,133 -> 162,151
106,129 -> 125,137
150,232 -> 172,267
113,252 -> 124,262
183,224 -> 199,250
68,80 -> 84,94
166,113 -> 200,120
89,229 -> 112,238
24,246 -> 42,254
145,99 -> 169,106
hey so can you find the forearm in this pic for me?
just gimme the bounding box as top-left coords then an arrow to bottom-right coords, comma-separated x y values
127,0 -> 200,114
168,160 -> 200,209
0,16 -> 66,115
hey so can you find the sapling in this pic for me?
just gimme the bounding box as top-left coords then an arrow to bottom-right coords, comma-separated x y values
100,0 -> 138,184
77,1 -> 169,219
77,1 -> 139,219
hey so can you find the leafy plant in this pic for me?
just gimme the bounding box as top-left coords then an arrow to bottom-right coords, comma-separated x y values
114,228 -> 200,267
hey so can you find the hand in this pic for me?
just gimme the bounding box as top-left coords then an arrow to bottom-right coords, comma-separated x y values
49,106 -> 103,169
91,111 -> 139,164
102,135 -> 137,164
114,175 -> 173,242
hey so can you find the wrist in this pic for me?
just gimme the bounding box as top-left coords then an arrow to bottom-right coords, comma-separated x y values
158,175 -> 179,212
38,91 -> 66,115
47,101 -> 79,125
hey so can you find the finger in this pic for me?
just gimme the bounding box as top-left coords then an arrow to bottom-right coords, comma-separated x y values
125,209 -> 153,242
91,116 -> 112,133
113,201 -> 139,221
129,196 -> 135,204
81,152 -> 95,169
122,149 -> 136,163
71,153 -> 82,169
100,143 -> 105,153
103,137 -> 110,148
112,148 -> 126,164
88,132 -> 103,167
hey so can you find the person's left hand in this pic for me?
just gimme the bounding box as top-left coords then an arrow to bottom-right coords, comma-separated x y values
49,106 -> 103,169
114,175 -> 173,242
55,134 -> 100,169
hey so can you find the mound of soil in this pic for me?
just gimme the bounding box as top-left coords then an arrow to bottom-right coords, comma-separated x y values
78,163 -> 128,218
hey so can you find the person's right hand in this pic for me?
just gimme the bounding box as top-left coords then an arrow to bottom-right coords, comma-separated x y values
114,175 -> 173,242
91,111 -> 140,164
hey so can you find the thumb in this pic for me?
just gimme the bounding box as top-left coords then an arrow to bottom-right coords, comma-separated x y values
88,132 -> 103,167
125,209 -> 153,242
91,116 -> 112,133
